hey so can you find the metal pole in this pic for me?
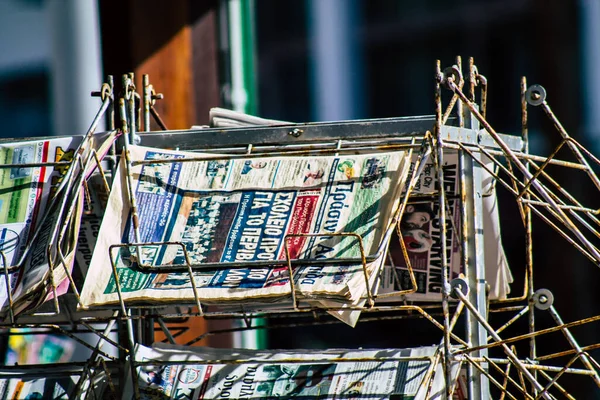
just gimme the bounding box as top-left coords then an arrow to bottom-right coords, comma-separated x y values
434,60 -> 454,397
461,103 -> 491,399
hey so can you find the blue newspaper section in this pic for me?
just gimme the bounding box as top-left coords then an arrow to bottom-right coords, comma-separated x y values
208,191 -> 296,289
108,152 -> 186,293
221,191 -> 296,262
128,151 -> 185,245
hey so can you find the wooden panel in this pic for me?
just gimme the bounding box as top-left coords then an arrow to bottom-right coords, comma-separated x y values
99,0 -> 225,347
134,25 -> 194,131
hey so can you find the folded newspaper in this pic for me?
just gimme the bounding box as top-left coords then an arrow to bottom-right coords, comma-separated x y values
0,368 -> 109,399
80,145 -> 411,325
379,152 -> 513,301
197,109 -> 513,303
0,131 -> 118,319
0,373 -> 77,399
124,343 -> 461,399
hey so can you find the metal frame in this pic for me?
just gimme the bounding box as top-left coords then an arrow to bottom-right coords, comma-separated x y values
1,58 -> 600,399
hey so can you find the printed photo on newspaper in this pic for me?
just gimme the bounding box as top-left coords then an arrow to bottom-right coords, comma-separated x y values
381,199 -> 462,302
379,151 -> 513,302
80,145 -> 411,325
123,343 -> 460,400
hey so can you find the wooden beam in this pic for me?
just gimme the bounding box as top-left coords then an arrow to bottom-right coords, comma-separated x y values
99,0 -> 226,347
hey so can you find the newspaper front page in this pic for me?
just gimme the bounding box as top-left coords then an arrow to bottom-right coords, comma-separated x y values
0,131 -> 118,318
13,131 -> 118,317
379,152 -> 513,301
80,146 -> 411,319
0,369 -> 108,399
124,343 -> 460,400
0,137 -> 80,309
0,136 -> 87,318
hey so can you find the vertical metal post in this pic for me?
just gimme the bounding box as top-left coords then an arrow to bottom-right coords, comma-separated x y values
462,105 -> 491,399
435,61 -> 453,397
143,75 -> 151,132
522,77 -> 538,391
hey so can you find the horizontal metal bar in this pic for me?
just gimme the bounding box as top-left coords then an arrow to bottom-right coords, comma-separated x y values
468,357 -> 597,376
134,354 -> 435,367
137,115 -> 440,150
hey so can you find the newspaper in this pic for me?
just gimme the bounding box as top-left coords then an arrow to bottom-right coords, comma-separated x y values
0,136 -> 80,309
0,369 -> 109,399
124,343 -> 461,399
208,107 -> 291,128
80,146 -> 411,323
0,131 -> 118,319
190,108 -> 291,130
379,152 -> 513,301
75,171 -> 111,277
13,130 -> 118,317
191,109 -> 512,303
0,373 -> 77,399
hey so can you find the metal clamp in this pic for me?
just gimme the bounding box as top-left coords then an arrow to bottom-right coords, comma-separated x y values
525,84 -> 546,106
450,277 -> 469,300
532,288 -> 554,310
442,65 -> 463,90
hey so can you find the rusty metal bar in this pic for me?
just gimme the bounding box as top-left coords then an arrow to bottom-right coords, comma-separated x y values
464,355 -> 521,400
537,370 -> 575,400
444,74 -> 600,263
455,307 -> 600,355
156,317 -> 176,344
484,355 -> 533,399
434,60 -> 454,399
452,286 -> 550,399
534,353 -> 581,400
487,306 -> 529,342
456,70 -> 492,399
499,359 -> 512,400
548,305 -> 600,387
536,342 -> 600,362
539,100 -> 600,191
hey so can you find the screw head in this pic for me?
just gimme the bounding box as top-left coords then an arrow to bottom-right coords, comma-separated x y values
288,128 -> 303,138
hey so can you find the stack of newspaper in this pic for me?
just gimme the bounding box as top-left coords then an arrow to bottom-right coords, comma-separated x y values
124,343 -> 460,399
79,145 -> 412,326
206,108 -> 514,302
0,368 -> 109,399
0,131 -> 117,320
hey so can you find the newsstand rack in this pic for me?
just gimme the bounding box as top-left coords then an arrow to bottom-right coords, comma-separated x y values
0,57 -> 599,399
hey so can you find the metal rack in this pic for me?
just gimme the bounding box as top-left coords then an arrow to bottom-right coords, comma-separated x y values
0,57 -> 599,399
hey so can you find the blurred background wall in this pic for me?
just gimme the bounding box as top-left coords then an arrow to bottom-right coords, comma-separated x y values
0,0 -> 103,138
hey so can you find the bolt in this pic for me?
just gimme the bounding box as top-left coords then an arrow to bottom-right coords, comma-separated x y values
531,91 -> 541,100
539,295 -> 548,304
289,128 -> 303,138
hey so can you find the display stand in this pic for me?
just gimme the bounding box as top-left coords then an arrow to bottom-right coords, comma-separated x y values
0,57 -> 599,399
